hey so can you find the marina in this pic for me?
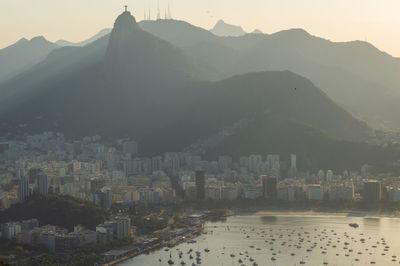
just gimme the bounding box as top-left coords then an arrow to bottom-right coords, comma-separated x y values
119,214 -> 400,265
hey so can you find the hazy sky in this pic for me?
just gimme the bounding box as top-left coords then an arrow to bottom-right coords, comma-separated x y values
1,0 -> 400,56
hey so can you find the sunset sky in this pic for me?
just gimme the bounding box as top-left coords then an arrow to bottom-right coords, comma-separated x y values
1,0 -> 400,56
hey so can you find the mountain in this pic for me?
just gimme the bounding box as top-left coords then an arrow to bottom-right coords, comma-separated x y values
0,36 -> 58,84
137,20 -> 400,129
0,34 -> 110,113
190,71 -> 368,141
0,11 -> 203,142
5,20 -> 397,130
206,116 -> 396,172
105,12 -> 199,82
56,28 -> 112,47
210,19 -> 246,37
0,12 -> 377,171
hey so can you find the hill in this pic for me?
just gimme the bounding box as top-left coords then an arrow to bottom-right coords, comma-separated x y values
0,69 -> 369,155
0,194 -> 109,231
206,116 -> 398,172
137,20 -> 400,129
0,36 -> 58,84
191,71 -> 368,141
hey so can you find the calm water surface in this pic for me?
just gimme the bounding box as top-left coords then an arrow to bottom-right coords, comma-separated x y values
120,215 -> 400,266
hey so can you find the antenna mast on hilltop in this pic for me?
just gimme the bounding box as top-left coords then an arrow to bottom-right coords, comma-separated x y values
124,5 -> 128,12
157,0 -> 161,20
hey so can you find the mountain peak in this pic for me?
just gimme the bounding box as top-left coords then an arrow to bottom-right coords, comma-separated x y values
211,19 -> 246,37
105,11 -> 197,82
113,11 -> 137,34
30,36 -> 49,43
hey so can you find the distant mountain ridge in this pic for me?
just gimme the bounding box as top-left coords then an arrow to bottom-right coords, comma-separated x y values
5,19 -> 400,130
0,36 -> 58,84
56,28 -> 112,47
137,19 -> 400,129
210,19 -> 246,37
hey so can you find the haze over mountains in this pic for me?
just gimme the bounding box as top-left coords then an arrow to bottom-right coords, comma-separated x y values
2,18 -> 400,131
0,36 -> 58,84
139,20 -> 400,129
56,28 -> 112,47
1,11 -> 399,170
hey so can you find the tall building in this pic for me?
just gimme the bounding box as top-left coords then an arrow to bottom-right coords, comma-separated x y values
19,176 -> 30,202
195,170 -> 205,201
38,173 -> 48,195
249,155 -> 262,172
267,154 -> 280,170
99,217 -> 131,240
114,217 -> 131,239
151,156 -> 163,172
93,187 -> 113,210
317,170 -> 325,182
28,168 -> 41,185
261,175 -> 277,200
106,148 -> 118,171
363,180 -> 382,202
326,170 -> 334,182
103,187 -> 112,210
290,154 -> 297,169
93,190 -> 105,208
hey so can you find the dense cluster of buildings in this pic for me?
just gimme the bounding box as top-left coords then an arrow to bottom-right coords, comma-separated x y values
1,217 -> 131,254
179,161 -> 399,204
1,132 -> 400,212
1,131 -> 400,261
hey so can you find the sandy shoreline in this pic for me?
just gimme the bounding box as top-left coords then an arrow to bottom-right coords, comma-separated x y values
244,210 -> 400,218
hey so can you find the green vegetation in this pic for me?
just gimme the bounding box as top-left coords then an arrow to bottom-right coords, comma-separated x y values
0,194 -> 109,231
0,238 -> 48,265
131,211 -> 170,235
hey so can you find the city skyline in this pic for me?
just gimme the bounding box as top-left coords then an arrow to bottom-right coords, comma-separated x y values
1,0 -> 400,56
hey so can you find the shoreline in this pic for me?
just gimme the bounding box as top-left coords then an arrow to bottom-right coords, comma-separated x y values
102,224 -> 204,266
107,210 -> 400,265
235,209 -> 400,219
